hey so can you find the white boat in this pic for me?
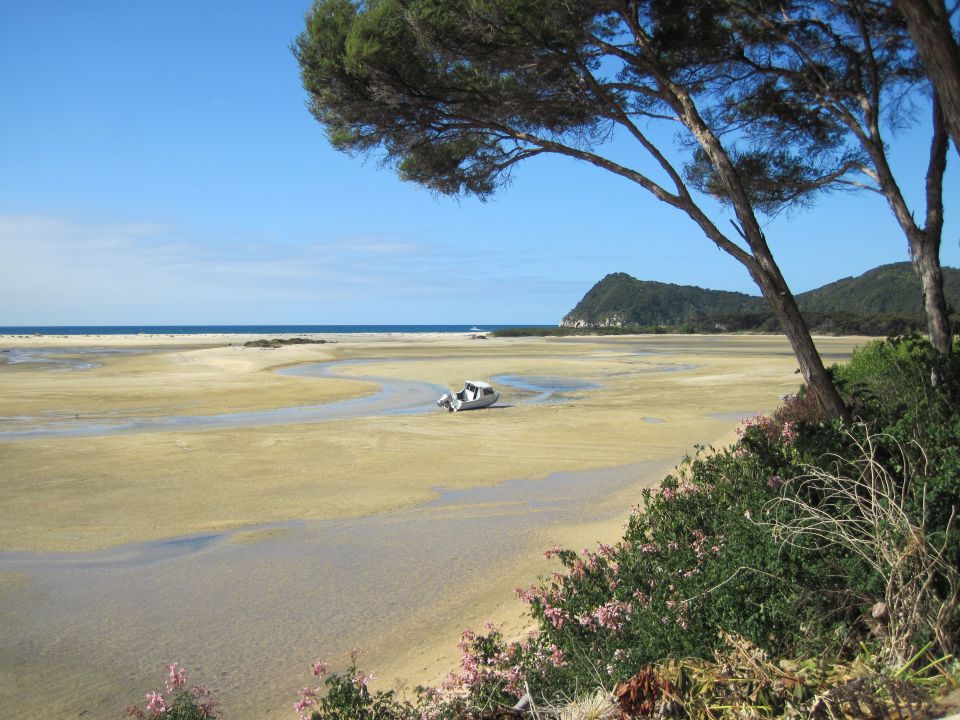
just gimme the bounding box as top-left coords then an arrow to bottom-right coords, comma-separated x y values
437,380 -> 500,412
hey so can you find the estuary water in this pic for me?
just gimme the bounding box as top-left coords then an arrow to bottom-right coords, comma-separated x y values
0,358 -> 605,440
0,459 -> 672,720
0,342 -> 709,719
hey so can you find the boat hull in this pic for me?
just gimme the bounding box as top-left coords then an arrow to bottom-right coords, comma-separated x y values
451,391 -> 499,411
437,388 -> 500,412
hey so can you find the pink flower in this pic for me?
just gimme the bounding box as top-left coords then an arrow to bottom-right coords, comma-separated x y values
312,660 -> 329,678
457,629 -> 476,652
294,686 -> 318,719
543,545 -> 564,559
781,421 -> 797,443
577,614 -> 598,630
165,663 -> 187,693
353,670 -> 375,689
294,697 -> 315,720
542,603 -> 568,628
596,542 -> 616,559
349,647 -> 363,663
515,587 -> 537,604
592,599 -> 633,631
145,691 -> 167,714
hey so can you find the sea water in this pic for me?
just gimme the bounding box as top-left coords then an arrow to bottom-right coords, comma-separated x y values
0,324 -> 550,335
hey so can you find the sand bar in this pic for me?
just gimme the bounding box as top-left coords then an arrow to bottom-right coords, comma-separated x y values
0,332 -> 868,719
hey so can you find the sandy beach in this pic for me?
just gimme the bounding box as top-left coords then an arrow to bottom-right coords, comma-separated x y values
0,332 -> 868,718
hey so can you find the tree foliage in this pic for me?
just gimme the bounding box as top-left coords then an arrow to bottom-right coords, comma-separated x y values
296,0 -> 885,417
677,0 -> 954,353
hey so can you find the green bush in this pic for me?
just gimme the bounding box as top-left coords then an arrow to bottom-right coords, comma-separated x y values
295,652 -> 412,720
516,423 -> 860,701
509,338 -> 959,702
125,664 -> 220,719
833,337 -> 960,569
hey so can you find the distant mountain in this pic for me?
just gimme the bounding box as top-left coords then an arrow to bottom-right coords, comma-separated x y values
796,262 -> 960,315
560,272 -> 764,327
560,263 -> 960,329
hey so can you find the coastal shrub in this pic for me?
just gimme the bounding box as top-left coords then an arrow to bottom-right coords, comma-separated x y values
125,664 -> 220,719
833,337 -> 960,588
505,337 -> 958,706
295,651 -> 413,720
609,633 -> 947,720
511,419 -> 867,702
767,429 -> 960,665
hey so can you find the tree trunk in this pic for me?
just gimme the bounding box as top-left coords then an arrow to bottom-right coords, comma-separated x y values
749,255 -> 849,421
855,87 -> 951,355
667,83 -> 849,421
659,82 -> 850,422
894,0 -> 960,157
912,92 -> 952,354
913,242 -> 953,354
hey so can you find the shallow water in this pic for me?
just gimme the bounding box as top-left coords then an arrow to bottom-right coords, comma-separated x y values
492,374 -> 600,403
0,460 -> 669,720
0,359 -> 448,440
0,346 -> 150,370
0,343 -> 702,439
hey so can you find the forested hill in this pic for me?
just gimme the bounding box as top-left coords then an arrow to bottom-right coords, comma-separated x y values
560,263 -> 960,329
560,272 -> 765,327
797,262 -> 960,315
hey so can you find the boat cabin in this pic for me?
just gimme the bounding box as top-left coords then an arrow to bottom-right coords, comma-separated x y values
456,381 -> 496,402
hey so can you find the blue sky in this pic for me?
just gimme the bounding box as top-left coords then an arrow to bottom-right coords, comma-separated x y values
1,2 -> 957,326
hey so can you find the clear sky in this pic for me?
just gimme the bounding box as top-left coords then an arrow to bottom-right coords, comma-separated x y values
1,2 -> 957,326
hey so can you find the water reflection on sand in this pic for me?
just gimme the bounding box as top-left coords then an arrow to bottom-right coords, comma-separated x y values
0,356 -> 636,439
0,460 -> 670,720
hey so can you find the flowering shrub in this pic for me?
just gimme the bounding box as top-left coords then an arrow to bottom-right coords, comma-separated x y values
125,663 -> 220,719
505,401 -> 907,702
294,650 -> 412,720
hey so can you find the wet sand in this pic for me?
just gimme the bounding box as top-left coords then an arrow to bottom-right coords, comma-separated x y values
0,332 -> 868,718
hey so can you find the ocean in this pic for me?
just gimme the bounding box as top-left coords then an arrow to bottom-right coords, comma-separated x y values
0,324 -> 551,336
